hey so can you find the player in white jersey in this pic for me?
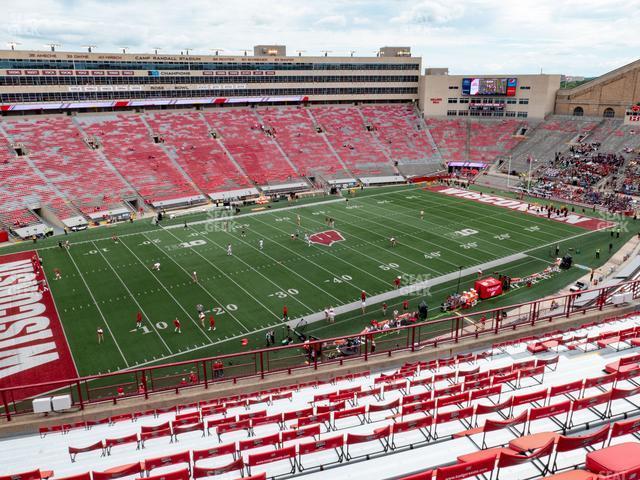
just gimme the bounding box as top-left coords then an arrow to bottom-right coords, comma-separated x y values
227,244 -> 233,256
304,233 -> 311,246
259,239 -> 264,250
152,262 -> 161,271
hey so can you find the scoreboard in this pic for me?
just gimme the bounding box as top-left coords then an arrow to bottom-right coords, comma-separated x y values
462,77 -> 517,96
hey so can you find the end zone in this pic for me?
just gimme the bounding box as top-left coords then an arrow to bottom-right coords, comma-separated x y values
427,186 -> 616,231
0,251 -> 77,400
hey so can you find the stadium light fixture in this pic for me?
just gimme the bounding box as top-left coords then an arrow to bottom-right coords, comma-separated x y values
295,50 -> 306,57
211,48 -> 224,56
7,41 -> 21,51
45,43 -> 61,52
153,47 -> 162,55
121,47 -> 129,54
184,48 -> 192,55
321,50 -> 332,57
349,50 -> 356,57
456,266 -> 464,294
83,45 -> 96,53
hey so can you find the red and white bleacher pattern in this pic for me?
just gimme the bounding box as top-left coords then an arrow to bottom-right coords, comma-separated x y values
257,107 -> 348,179
0,123 -> 73,226
3,117 -> 134,215
76,115 -> 199,203
144,112 -> 252,194
4,315 -> 640,480
360,105 -> 438,165
468,119 -> 524,165
425,119 -> 468,163
203,109 -> 298,185
312,107 -> 393,176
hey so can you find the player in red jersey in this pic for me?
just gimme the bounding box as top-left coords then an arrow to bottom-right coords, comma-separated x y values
136,311 -> 143,329
208,315 -> 216,331
394,276 -> 401,289
402,299 -> 409,312
282,305 -> 288,321
173,318 -> 181,333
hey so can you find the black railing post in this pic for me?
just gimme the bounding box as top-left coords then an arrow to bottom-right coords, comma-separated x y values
76,381 -> 84,411
1,390 -> 10,422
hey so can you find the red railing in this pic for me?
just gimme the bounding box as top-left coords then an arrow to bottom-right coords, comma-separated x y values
1,279 -> 639,421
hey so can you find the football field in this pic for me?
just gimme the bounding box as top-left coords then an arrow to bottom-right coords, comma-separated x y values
9,183 -> 621,380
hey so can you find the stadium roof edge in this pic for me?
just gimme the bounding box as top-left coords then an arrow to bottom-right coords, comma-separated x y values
0,48 -> 421,63
557,57 -> 640,97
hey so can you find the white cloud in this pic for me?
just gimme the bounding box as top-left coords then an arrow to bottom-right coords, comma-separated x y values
1,0 -> 638,77
391,1 -> 465,26
314,15 -> 347,28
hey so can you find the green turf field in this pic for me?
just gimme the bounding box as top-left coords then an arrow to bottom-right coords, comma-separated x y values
19,183 -> 635,377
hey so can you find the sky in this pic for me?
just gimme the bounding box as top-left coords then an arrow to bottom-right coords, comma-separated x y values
3,0 -> 640,77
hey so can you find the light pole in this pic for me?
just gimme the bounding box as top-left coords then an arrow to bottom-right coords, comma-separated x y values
456,266 -> 464,294
527,156 -> 534,192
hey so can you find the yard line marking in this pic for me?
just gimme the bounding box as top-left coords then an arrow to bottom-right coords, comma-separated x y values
137,232 -> 251,333
184,225 -> 316,313
307,257 -> 544,334
20,185 -> 428,254
157,226 -> 281,322
249,214 -> 398,287
65,247 -> 130,368
294,206 -> 465,272
122,255 -> 542,370
336,202 -> 515,265
356,196 -> 568,256
191,224 -> 347,304
91,241 -> 172,355
394,189 -> 580,238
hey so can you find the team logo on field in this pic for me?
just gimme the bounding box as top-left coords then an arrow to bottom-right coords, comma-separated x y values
309,230 -> 345,246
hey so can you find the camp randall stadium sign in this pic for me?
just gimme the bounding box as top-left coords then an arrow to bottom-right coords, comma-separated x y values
427,186 -> 616,231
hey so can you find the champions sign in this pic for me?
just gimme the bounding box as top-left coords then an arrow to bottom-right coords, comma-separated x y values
0,251 -> 76,399
428,186 -> 616,231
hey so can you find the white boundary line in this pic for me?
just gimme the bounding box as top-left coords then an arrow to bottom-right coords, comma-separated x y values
38,251 -> 82,377
92,241 -> 173,355
156,226 -> 282,323
65,247 -> 130,368
184,225 -> 317,315
383,191 -> 579,246
137,232 -> 252,334
190,225 -> 346,305
248,214 -> 393,289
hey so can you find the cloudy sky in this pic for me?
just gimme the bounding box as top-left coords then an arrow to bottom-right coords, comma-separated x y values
4,0 -> 640,76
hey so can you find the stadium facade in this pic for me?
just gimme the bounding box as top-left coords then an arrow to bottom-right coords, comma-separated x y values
0,45 -> 637,119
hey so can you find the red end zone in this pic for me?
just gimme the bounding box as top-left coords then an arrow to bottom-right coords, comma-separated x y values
427,186 -> 616,231
0,251 -> 77,400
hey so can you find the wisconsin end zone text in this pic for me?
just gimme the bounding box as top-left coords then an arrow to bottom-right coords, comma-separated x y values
0,251 -> 76,399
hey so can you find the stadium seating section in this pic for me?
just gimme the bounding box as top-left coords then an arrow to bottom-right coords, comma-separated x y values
76,115 -> 199,204
4,314 -> 640,479
1,107 -> 638,233
144,112 -> 252,194
202,109 -> 299,185
3,116 -> 135,216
